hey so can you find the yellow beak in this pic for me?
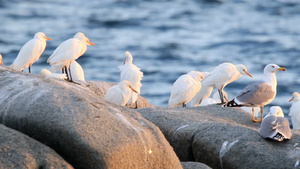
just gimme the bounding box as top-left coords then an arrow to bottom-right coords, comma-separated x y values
244,70 -> 252,78
88,41 -> 96,46
278,67 -> 286,71
45,36 -> 52,40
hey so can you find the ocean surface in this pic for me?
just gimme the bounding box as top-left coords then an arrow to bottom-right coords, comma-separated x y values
0,0 -> 300,121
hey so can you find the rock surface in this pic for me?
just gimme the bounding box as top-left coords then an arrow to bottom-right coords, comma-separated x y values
181,162 -> 212,169
137,105 -> 300,169
0,67 -> 181,169
0,124 -> 73,169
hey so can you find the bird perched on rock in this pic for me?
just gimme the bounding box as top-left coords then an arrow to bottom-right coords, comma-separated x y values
118,51 -> 143,106
105,80 -> 138,106
190,72 -> 213,107
168,71 -> 205,108
70,61 -> 89,86
202,63 -> 252,104
289,92 -> 300,130
260,106 -> 292,141
11,32 -> 51,73
40,69 -> 67,80
0,54 -> 4,66
47,32 -> 95,81
225,64 -> 286,122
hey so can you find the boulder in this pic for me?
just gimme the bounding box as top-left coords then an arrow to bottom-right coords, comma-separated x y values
0,67 -> 181,169
137,105 -> 300,169
0,124 -> 72,168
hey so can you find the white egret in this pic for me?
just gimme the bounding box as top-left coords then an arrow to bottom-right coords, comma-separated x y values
190,72 -> 213,107
69,61 -> 88,86
11,32 -> 51,73
118,51 -> 143,106
168,71 -> 205,108
260,106 -> 292,141
202,63 -> 252,103
40,69 -> 67,80
105,80 -> 138,106
47,32 -> 95,81
289,92 -> 300,130
225,64 -> 286,122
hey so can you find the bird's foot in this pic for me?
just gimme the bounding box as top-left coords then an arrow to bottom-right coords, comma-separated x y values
252,117 -> 262,122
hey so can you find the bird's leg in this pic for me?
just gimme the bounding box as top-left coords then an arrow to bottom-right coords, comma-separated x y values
183,103 -> 186,107
218,88 -> 225,103
260,106 -> 264,122
68,67 -> 73,82
252,107 -> 262,122
64,66 -> 69,81
28,65 -> 31,73
62,68 -> 65,74
135,101 -> 138,109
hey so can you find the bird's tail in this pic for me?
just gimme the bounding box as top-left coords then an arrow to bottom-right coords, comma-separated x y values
223,99 -> 242,107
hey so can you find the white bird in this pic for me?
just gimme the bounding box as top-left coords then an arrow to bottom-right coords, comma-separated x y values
40,69 -> 67,80
47,32 -> 95,81
200,91 -> 229,106
105,80 -> 138,106
70,61 -> 89,86
260,106 -> 292,141
202,63 -> 252,103
190,72 -> 214,107
0,54 -> 3,66
225,64 -> 286,122
168,71 -> 205,108
11,32 -> 51,73
118,51 -> 143,105
289,92 -> 300,130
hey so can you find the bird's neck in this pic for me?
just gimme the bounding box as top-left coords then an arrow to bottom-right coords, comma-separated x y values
264,72 -> 277,91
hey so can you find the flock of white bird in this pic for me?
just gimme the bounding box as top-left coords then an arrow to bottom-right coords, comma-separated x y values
0,32 -> 299,142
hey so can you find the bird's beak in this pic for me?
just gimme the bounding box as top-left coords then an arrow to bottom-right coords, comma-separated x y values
130,86 -> 138,93
278,67 -> 286,71
88,40 -> 96,46
289,97 -> 294,102
244,70 -> 252,78
45,37 -> 52,40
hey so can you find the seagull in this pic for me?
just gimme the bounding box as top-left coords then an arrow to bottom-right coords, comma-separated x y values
40,69 -> 67,80
190,72 -> 214,107
200,91 -> 229,106
202,63 -> 252,104
260,106 -> 292,141
0,54 -> 4,66
70,61 -> 89,86
105,80 -> 138,106
225,64 -> 286,122
168,71 -> 205,108
11,32 -> 51,73
118,51 -> 143,106
47,32 -> 95,81
289,92 -> 300,130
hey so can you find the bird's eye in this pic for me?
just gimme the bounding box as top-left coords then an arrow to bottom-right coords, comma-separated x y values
272,66 -> 275,68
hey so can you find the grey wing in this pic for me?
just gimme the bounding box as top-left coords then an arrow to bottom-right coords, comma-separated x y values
260,115 -> 277,138
277,117 -> 292,139
236,81 -> 275,106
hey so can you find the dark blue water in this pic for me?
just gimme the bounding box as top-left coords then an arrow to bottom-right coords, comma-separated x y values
1,0 -> 300,121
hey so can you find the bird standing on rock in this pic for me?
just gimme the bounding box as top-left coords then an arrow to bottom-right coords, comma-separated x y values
289,92 -> 300,130
190,72 -> 213,107
118,51 -> 143,106
105,80 -> 138,106
225,64 -> 286,122
259,106 -> 292,141
11,32 -> 52,73
47,32 -> 95,81
168,71 -> 205,108
202,63 -> 252,104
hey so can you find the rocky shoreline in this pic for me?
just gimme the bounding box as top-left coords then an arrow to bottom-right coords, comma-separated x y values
0,67 -> 299,169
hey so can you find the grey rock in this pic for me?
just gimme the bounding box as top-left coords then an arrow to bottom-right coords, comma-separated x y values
0,124 -> 73,169
0,67 -> 181,169
181,162 -> 212,169
137,105 -> 300,169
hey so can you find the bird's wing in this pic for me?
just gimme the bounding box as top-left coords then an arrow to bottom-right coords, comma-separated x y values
260,115 -> 278,138
235,81 -> 275,106
169,75 -> 198,107
12,39 -> 45,70
119,64 -> 143,93
48,38 -> 82,64
70,61 -> 85,81
105,85 -> 123,105
277,117 -> 292,139
289,101 -> 300,116
202,64 -> 236,87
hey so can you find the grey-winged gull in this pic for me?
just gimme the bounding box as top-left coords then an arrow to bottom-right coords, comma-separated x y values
259,106 -> 292,141
225,64 -> 286,122
168,71 -> 205,108
202,63 -> 252,104
289,92 -> 300,130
